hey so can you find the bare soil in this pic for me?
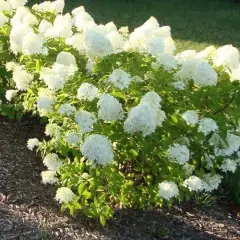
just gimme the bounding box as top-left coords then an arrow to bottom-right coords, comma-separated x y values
0,117 -> 240,240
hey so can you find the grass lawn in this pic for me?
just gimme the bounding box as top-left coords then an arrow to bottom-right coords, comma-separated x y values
29,0 -> 240,52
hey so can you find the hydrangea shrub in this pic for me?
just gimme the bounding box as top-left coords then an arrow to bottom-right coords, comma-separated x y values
0,0 -> 240,224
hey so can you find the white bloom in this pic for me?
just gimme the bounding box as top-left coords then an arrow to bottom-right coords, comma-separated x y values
196,46 -> 216,60
118,25 -> 129,33
59,104 -> 76,116
220,158 -> 237,173
39,20 -> 52,35
230,65 -> 240,81
77,83 -> 98,101
5,62 -> 17,72
66,34 -> 85,54
212,132 -> 240,157
81,134 -> 114,165
72,6 -> 85,15
73,9 -> 94,31
168,143 -> 190,165
156,109 -> 166,126
214,45 -> 239,70
202,174 -> 222,192
225,133 -> 240,154
140,91 -> 162,109
83,25 -> 113,58
45,123 -> 60,137
43,153 -> 62,171
40,63 -> 75,90
75,110 -> 96,133
5,90 -> 18,101
163,37 -> 176,54
55,187 -> 74,203
131,75 -> 144,83
0,0 -> 11,12
12,66 -> 33,90
45,14 -> 72,38
124,103 -> 157,137
172,81 -> 186,90
152,53 -> 177,71
183,176 -> 203,192
9,0 -> 27,9
181,110 -> 199,126
66,132 -> 80,145
97,94 -> 124,121
175,50 -> 197,63
183,163 -> 195,176
10,23 -> 33,54
27,138 -> 39,151
108,69 -> 131,90
158,181 -> 179,200
107,31 -> 125,53
175,58 -> 217,86
51,0 -> 65,13
22,32 -> 47,55
198,118 -> 218,136
33,0 -> 64,13
86,59 -> 96,74
11,7 -> 38,26
193,62 -> 217,86
56,51 -> 77,68
0,13 -> 8,28
37,89 -> 55,111
41,171 -> 58,185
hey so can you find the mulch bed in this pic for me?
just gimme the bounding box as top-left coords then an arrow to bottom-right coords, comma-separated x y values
0,117 -> 240,240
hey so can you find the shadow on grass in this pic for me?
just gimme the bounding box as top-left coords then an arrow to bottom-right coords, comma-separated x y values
0,117 -> 239,239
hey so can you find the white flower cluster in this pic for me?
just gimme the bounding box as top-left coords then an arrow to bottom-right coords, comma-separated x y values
45,123 -> 60,138
158,181 -> 179,200
97,94 -> 124,121
81,134 -> 114,165
40,52 -> 78,90
168,143 -> 190,165
33,0 -> 65,13
66,132 -> 81,145
220,159 -> 237,173
202,174 -> 222,192
5,90 -> 18,102
0,12 -> 8,28
12,66 -> 33,90
59,104 -> 76,117
75,110 -> 96,133
55,187 -> 75,203
41,171 -> 58,185
37,89 -> 55,113
124,91 -> 165,136
174,58 -> 217,87
27,138 -> 39,151
9,7 -> 48,55
43,153 -> 62,171
183,176 -> 203,192
107,69 -> 131,90
181,110 -> 199,126
198,118 -> 218,136
77,83 -> 98,101
211,132 -> 240,157
126,17 -> 175,56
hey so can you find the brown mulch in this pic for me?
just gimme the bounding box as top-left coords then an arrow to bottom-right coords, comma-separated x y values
0,117 -> 240,240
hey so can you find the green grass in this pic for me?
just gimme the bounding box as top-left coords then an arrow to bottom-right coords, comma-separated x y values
29,0 -> 240,51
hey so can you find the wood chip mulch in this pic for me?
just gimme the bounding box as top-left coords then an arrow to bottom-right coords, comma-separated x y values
0,117 -> 240,240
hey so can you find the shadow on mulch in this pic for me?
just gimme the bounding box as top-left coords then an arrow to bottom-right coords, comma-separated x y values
0,117 -> 239,240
